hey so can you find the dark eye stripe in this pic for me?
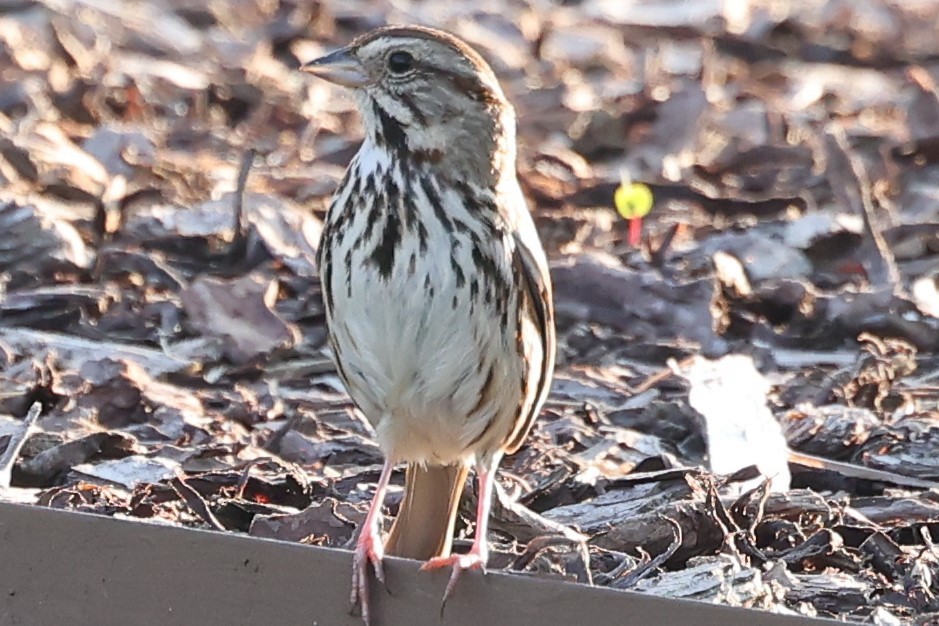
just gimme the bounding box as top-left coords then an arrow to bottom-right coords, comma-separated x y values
446,72 -> 501,105
421,62 -> 502,107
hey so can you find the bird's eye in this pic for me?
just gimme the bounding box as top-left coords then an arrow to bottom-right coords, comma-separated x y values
387,51 -> 414,74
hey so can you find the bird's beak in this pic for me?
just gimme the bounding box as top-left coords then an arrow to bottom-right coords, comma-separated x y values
301,47 -> 368,88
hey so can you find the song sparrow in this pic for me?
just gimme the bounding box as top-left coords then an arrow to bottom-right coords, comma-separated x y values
303,25 -> 555,624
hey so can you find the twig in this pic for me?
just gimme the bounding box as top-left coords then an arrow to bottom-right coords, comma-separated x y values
919,526 -> 938,559
170,470 -> 226,531
650,222 -> 680,268
492,482 -> 586,544
235,456 -> 273,499
633,355 -> 695,394
824,124 -> 901,293
729,479 -> 771,565
593,551 -> 640,586
0,402 -> 42,489
510,534 -> 593,585
617,517 -> 683,588
226,148 -> 257,263
788,450 -> 939,490
263,411 -> 301,453
234,148 -> 255,233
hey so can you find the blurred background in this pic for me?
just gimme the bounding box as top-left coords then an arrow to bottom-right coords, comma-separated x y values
2,0 -> 939,622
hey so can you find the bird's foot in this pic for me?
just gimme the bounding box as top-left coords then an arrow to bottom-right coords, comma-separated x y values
421,544 -> 488,610
351,526 -> 386,625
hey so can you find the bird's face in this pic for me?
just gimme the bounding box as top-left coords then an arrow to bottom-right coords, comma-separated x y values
303,26 -> 516,182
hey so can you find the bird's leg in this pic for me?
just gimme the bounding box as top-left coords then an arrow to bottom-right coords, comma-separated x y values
420,464 -> 496,604
351,459 -> 394,625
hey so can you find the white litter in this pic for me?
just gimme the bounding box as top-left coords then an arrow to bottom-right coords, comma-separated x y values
680,354 -> 791,493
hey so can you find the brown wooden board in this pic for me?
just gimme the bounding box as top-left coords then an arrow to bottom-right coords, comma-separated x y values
0,501 -> 842,626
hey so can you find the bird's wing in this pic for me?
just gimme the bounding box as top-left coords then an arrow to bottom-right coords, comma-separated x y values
503,209 -> 556,454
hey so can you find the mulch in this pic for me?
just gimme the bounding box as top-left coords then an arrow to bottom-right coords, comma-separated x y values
1,0 -> 938,622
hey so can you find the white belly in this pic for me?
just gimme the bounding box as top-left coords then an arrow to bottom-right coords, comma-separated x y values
323,171 -> 523,465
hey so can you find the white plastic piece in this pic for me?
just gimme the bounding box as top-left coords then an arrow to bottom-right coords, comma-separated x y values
683,354 -> 791,493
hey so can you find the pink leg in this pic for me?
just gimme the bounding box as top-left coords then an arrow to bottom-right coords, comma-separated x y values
420,464 -> 497,604
351,460 -> 394,625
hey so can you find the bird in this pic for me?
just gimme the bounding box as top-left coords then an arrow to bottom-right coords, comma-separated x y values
302,25 -> 556,624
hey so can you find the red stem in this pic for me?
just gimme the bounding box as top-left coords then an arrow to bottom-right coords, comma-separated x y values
628,217 -> 642,247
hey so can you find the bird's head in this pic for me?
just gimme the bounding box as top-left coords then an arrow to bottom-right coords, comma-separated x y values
302,26 -> 516,183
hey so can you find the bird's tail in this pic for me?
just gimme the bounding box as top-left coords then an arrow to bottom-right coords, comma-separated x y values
385,463 -> 469,560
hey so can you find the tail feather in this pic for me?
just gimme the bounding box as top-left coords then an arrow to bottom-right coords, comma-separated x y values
385,463 -> 469,560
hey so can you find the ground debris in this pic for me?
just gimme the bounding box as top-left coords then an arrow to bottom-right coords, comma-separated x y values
1,0 -> 938,621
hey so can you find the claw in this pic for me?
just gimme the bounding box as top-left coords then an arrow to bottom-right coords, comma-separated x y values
419,465 -> 497,615
351,527 -> 385,625
350,461 -> 395,626
421,545 -> 488,613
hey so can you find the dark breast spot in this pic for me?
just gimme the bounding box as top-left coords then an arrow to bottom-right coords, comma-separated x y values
369,211 -> 401,279
372,101 -> 407,152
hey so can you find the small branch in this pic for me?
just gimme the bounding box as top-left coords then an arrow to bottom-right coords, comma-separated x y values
617,517 -> 683,588
492,482 -> 587,544
824,125 -> 901,293
233,149 -> 256,239
510,534 -> 593,585
788,449 -> 939,490
235,456 -> 274,499
226,148 -> 257,264
0,402 -> 42,489
650,222 -> 680,268
171,470 -> 226,531
263,411 -> 301,453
